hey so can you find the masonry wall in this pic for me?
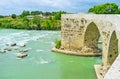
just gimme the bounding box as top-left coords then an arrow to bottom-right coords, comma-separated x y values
61,13 -> 120,70
61,18 -> 85,50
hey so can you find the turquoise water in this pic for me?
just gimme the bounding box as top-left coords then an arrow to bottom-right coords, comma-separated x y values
0,29 -> 101,79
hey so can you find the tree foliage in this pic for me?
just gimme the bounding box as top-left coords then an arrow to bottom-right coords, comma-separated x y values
53,11 -> 66,20
11,14 -> 16,19
21,10 -> 30,17
23,17 -> 30,29
43,12 -> 52,16
33,16 -> 41,30
0,15 -> 5,18
31,11 -> 41,15
0,10 -> 66,30
88,3 -> 120,14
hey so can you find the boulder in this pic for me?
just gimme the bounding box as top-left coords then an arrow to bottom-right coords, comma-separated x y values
19,49 -> 28,53
0,50 -> 6,53
13,47 -> 19,50
10,42 -> 16,46
17,53 -> 28,58
19,43 -> 26,47
6,43 -> 9,46
4,48 -> 12,51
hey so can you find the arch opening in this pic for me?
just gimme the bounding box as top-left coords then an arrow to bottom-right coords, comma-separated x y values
84,22 -> 102,53
107,31 -> 118,66
98,36 -> 103,51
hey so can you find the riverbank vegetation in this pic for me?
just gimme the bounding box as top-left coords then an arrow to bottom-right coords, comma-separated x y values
0,3 -> 120,30
55,39 -> 61,49
0,11 -> 66,30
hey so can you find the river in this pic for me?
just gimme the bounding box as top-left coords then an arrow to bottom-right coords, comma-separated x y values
0,29 -> 101,79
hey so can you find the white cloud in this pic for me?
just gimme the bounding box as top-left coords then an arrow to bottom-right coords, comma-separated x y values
0,0 -> 120,15
28,0 -> 72,8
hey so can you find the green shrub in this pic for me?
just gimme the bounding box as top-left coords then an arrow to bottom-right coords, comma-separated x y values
6,23 -> 13,28
55,39 -> 61,49
0,22 -> 2,26
11,14 -> 17,19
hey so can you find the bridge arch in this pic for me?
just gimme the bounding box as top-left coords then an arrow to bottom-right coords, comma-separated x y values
84,22 -> 102,52
107,31 -> 118,66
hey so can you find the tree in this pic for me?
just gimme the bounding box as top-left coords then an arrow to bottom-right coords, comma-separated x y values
33,16 -> 41,30
119,8 -> 120,13
31,11 -> 41,15
53,11 -> 66,20
0,22 -> 2,26
11,14 -> 16,19
0,15 -> 5,18
45,20 -> 51,30
88,3 -> 120,14
43,12 -> 52,16
21,10 -> 30,17
23,17 -> 30,29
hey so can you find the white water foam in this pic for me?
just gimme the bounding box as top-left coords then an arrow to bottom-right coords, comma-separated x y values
36,49 -> 44,52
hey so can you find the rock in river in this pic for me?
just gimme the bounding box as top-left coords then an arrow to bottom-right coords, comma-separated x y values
4,48 -> 12,51
19,43 -> 26,47
10,42 -> 16,46
19,49 -> 28,53
0,50 -> 6,53
17,53 -> 28,58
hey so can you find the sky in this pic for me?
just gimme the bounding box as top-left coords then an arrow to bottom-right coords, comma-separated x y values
0,0 -> 120,15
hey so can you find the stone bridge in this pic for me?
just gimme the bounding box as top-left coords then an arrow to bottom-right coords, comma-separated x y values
52,14 -> 120,79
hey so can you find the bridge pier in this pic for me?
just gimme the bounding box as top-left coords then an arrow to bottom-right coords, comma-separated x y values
52,14 -> 120,79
